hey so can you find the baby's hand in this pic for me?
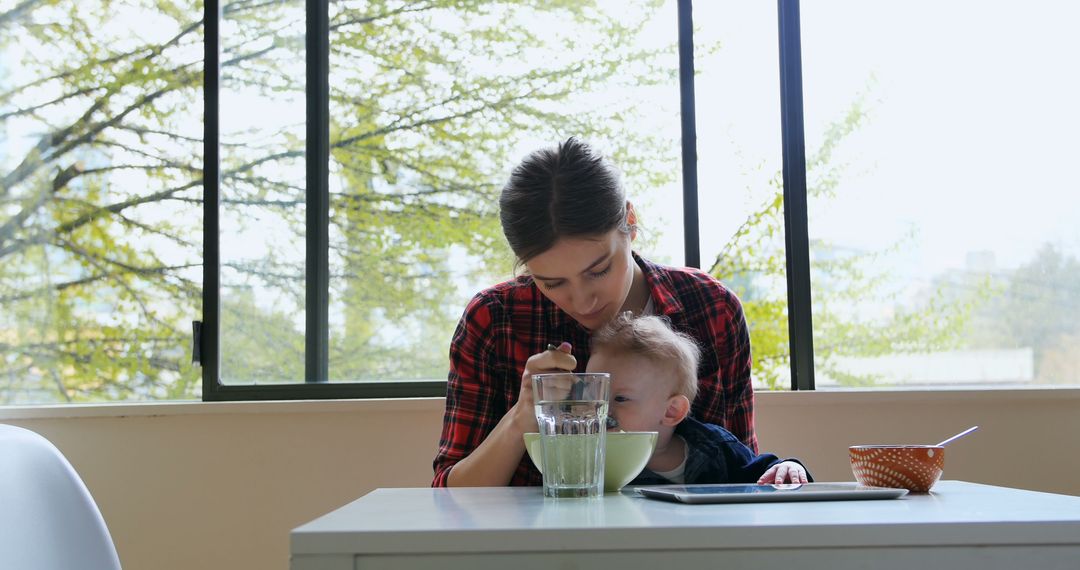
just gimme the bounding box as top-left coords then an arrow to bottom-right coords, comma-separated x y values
756,461 -> 809,485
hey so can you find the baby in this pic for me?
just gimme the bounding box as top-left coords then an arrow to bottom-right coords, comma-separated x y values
586,312 -> 810,485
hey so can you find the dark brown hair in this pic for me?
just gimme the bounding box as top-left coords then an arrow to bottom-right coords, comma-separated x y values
499,137 -> 627,263
590,312 -> 700,402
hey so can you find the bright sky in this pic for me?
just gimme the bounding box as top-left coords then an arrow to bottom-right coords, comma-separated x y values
647,0 -> 1080,287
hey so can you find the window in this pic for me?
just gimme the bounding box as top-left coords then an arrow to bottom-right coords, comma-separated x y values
693,2 -> 790,390
1,0 -> 203,403
802,0 -> 1080,388
204,0 -> 684,399
5,0 -> 1075,404
217,0 -> 307,385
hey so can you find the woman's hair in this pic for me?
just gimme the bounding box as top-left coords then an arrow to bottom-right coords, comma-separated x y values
590,313 -> 700,402
499,137 -> 627,263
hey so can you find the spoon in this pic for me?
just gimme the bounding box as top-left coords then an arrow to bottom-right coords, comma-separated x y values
545,342 -> 617,428
935,425 -> 979,447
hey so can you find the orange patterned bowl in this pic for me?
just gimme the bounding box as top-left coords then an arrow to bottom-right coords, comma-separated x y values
849,445 -> 945,493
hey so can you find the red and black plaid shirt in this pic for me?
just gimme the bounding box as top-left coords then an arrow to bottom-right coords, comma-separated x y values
432,253 -> 757,487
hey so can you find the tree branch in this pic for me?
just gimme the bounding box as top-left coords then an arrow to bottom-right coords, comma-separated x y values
55,238 -> 176,328
0,85 -> 105,122
327,1 -> 438,33
0,16 -> 202,108
0,0 -> 45,29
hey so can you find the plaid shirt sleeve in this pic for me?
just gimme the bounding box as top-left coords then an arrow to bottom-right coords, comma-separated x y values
665,267 -> 758,454
432,282 -> 575,487
432,293 -> 505,487
714,292 -> 757,453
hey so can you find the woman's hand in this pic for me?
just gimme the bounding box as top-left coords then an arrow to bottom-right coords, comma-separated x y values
756,460 -> 810,485
510,342 -> 577,433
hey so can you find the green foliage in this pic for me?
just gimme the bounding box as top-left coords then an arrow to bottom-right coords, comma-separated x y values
962,244 -> 1080,384
211,0 -> 679,381
2,0 -> 203,402
710,91 -> 980,389
1,0 -> 676,400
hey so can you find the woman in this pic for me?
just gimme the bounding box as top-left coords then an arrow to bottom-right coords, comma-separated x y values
432,137 -> 756,487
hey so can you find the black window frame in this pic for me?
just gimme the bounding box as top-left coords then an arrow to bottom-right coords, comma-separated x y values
201,0 -> 816,400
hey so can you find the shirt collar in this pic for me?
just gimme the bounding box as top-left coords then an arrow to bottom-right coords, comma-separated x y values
635,252 -> 685,317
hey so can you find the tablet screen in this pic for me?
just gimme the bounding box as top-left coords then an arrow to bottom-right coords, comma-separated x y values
637,482 -> 907,504
679,483 -> 850,494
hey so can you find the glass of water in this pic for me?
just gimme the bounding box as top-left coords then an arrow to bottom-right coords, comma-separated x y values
532,372 -> 611,498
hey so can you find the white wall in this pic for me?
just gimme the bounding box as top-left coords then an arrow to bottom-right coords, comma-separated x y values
2,389 -> 1078,570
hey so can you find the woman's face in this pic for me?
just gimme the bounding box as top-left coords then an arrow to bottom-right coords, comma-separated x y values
524,227 -> 638,331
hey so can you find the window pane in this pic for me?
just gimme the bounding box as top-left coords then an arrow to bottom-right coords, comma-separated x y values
218,0 -> 306,384
325,1 -> 683,382
696,2 -> 790,390
0,1 -> 203,403
804,1 -> 1080,388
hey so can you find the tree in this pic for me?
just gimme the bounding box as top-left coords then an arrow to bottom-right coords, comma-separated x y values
710,93 -> 977,389
963,244 -> 1080,384
1,0 -> 676,401
1,0 -> 206,401
2,1 -> 996,402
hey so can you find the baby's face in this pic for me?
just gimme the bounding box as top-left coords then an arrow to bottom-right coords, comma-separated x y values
586,351 -> 677,433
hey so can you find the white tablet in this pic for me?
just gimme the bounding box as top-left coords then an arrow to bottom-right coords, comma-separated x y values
637,482 -> 908,504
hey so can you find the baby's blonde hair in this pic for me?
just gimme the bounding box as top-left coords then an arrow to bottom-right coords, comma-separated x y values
590,312 -> 700,402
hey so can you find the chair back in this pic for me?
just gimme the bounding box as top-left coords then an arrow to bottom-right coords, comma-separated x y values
0,423 -> 122,570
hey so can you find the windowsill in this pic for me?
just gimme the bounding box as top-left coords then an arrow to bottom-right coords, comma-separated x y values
0,397 -> 447,420
756,385 -> 1080,407
2,386 -> 1079,421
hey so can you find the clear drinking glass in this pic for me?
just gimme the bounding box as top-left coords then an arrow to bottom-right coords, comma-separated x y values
532,373 -> 611,498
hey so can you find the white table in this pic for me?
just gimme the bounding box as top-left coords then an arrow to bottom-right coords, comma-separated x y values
290,481 -> 1080,570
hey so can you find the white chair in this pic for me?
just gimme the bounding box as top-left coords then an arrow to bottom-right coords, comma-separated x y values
0,423 -> 122,570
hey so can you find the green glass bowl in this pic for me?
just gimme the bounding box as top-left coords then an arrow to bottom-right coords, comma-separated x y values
524,431 -> 658,492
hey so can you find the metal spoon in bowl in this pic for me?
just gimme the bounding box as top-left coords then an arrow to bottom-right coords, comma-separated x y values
935,425 -> 979,447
